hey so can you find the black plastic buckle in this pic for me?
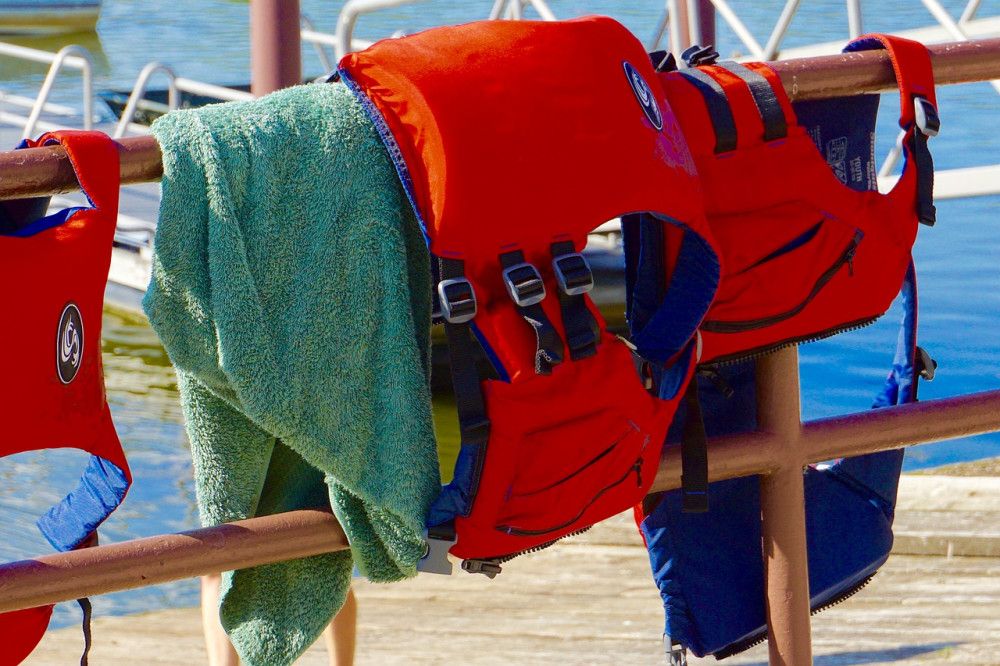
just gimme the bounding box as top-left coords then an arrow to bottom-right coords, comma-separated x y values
552,253 -> 594,296
681,43 -> 720,67
461,558 -> 503,579
914,96 -> 940,137
664,637 -> 688,666
502,262 -> 546,307
917,345 -> 937,381
437,278 -> 477,324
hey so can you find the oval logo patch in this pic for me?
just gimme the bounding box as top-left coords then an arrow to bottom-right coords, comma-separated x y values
57,303 -> 84,384
623,61 -> 663,131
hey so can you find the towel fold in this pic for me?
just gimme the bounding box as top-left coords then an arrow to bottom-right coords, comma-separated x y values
145,82 -> 438,666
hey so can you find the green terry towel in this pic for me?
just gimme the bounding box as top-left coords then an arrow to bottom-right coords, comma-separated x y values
144,83 -> 439,666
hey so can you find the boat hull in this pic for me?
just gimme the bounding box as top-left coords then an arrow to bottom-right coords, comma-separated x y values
0,2 -> 100,35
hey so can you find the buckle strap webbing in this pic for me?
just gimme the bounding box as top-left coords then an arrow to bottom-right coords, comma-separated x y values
912,127 -> 937,226
438,258 -> 490,492
844,34 -> 938,225
681,380 -> 709,513
678,68 -> 738,153
714,62 -> 787,142
551,241 -> 601,361
77,597 -> 93,666
499,250 -> 565,374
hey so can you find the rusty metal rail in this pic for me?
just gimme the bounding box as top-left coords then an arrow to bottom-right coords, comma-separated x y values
1,26 -> 1000,666
2,37 -> 1000,201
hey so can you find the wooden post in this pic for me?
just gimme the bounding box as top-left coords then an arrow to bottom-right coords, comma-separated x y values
756,348 -> 813,665
250,0 -> 302,97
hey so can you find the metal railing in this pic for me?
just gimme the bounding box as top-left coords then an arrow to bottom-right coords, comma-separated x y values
301,0 -> 559,63
0,41 -> 94,138
0,36 -> 999,665
113,63 -> 255,138
651,0 -> 996,60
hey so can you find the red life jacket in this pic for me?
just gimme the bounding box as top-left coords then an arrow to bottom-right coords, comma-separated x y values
0,130 -> 130,664
340,17 -> 720,572
632,34 -> 937,366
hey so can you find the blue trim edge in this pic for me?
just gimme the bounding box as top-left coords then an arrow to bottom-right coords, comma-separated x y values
338,69 -> 431,246
37,455 -> 130,552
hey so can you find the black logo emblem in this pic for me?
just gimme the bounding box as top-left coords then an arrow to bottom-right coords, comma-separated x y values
623,61 -> 663,131
57,303 -> 84,384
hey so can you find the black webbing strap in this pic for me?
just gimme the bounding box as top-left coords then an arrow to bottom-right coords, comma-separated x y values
677,68 -> 738,153
499,251 -> 565,374
912,129 -> 937,226
77,597 -> 93,666
681,380 -> 709,513
551,241 -> 600,361
438,258 -> 490,489
715,62 -> 787,142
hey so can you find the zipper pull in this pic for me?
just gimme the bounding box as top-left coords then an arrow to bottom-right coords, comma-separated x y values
634,460 -> 644,487
846,246 -> 857,277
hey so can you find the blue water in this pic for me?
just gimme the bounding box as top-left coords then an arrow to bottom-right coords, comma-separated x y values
0,0 -> 997,628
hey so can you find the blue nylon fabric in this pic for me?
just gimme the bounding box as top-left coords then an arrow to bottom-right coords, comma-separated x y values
338,69 -> 431,246
426,442 -> 480,526
637,91 -> 919,656
792,94 -> 881,193
641,362 -> 761,655
622,213 -> 721,364
4,205 -> 85,238
656,340 -> 697,401
37,455 -> 130,551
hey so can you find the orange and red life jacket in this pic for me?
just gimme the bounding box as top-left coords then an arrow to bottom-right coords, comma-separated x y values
340,17 -> 720,571
0,130 -> 130,664
627,34 -> 938,367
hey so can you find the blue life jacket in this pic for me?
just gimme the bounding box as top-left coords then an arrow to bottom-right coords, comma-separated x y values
638,264 -> 926,659
629,88 -> 934,659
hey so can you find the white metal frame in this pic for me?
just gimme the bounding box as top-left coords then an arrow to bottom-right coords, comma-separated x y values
0,42 -> 94,138
651,0 -> 991,60
113,64 -> 254,138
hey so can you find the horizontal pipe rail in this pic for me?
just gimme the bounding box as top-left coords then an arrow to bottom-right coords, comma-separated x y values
1,37 -> 1000,200
650,387 -> 1000,493
1,35 -> 999,623
0,511 -> 347,612
0,388 -> 998,613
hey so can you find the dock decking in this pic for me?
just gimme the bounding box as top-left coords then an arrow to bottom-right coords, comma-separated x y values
24,473 -> 1000,665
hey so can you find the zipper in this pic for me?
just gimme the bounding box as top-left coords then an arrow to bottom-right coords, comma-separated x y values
496,457 -> 644,537
704,314 -> 880,368
811,572 -> 877,614
513,428 -> 634,498
461,525 -> 594,577
712,572 -> 877,659
733,220 -> 825,276
701,230 -> 863,334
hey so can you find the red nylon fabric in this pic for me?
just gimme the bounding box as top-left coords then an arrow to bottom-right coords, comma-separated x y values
657,34 -> 935,364
1,130 -> 126,470
342,16 -> 714,380
450,338 -> 678,559
0,130 -> 127,663
0,607 -> 53,666
341,18 -> 717,560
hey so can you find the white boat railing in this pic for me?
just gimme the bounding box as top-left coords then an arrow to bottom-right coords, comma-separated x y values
489,0 -> 557,22
302,0 -> 559,63
328,0 -> 419,61
650,0 -> 1000,197
300,14 -> 336,72
113,63 -> 255,138
651,0 -> 996,61
0,41 -> 94,138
